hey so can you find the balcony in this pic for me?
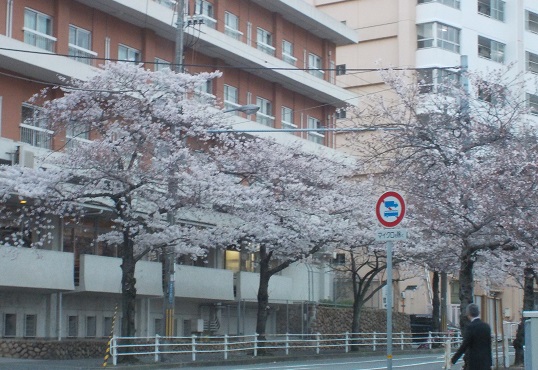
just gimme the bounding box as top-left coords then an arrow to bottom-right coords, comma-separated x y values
236,271 -> 293,301
0,247 -> 74,291
20,124 -> 53,149
77,255 -> 234,300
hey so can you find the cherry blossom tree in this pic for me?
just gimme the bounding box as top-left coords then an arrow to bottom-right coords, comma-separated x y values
201,138 -> 365,342
346,66 -> 536,331
0,62 -> 239,338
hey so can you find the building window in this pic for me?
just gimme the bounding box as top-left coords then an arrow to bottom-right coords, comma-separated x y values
450,281 -> 461,303
528,93 -> 538,115
24,8 -> 55,52
3,314 -> 16,337
257,28 -> 275,56
477,0 -> 505,22
478,83 -> 505,105
256,97 -> 275,127
282,40 -> 296,65
20,103 -> 52,149
154,318 -> 163,336
195,0 -> 216,28
24,315 -> 37,338
154,57 -> 171,71
86,316 -> 97,337
478,36 -> 505,63
69,25 -> 95,65
103,317 -> 113,337
417,0 -> 460,9
527,52 -> 538,74
118,44 -> 141,63
224,12 -> 241,40
194,79 -> 214,103
307,116 -> 324,145
336,64 -> 347,76
417,22 -> 460,53
223,85 -> 239,112
333,253 -> 346,265
281,106 -> 295,131
68,316 -> 78,338
308,53 -> 324,79
335,109 -> 347,119
527,11 -> 538,34
417,68 -> 459,93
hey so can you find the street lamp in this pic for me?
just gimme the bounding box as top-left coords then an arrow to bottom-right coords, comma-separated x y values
223,104 -> 260,115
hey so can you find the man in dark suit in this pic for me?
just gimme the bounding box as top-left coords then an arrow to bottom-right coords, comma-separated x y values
451,303 -> 492,370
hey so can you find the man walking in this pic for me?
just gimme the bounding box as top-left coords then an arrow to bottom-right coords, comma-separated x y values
451,303 -> 492,370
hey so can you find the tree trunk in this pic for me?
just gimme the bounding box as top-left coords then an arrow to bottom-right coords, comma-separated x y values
255,245 -> 271,352
431,271 -> 440,332
350,297 -> 362,352
120,234 -> 137,338
458,247 -> 475,332
513,267 -> 535,365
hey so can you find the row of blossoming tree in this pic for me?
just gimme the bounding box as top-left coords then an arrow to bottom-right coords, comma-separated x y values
345,66 -> 538,364
0,63 -> 377,342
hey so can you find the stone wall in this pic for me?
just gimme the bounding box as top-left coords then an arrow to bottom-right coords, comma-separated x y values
276,304 -> 411,334
0,339 -> 107,359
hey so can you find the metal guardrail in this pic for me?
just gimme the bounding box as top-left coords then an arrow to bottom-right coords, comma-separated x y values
109,331 -> 463,365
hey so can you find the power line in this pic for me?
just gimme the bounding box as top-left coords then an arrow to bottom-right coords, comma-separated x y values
0,47 -> 462,73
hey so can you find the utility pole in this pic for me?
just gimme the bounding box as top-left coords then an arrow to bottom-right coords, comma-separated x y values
163,0 -> 185,340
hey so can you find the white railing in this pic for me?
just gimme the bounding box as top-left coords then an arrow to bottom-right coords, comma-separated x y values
224,26 -> 243,41
109,331 -> 462,365
20,124 -> 53,149
257,42 -> 275,56
68,44 -> 98,65
23,27 -> 56,52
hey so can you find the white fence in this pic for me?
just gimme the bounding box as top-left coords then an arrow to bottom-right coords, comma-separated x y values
109,331 -> 462,365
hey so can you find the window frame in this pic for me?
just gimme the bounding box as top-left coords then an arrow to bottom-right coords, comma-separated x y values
118,44 -> 141,63
223,84 -> 239,112
478,35 -> 505,63
417,22 -> 460,53
224,11 -> 242,40
307,116 -> 324,145
195,0 -> 216,28
281,106 -> 296,131
527,11 -> 538,34
282,40 -> 296,65
3,313 -> 16,338
255,96 -> 275,127
308,53 -> 324,79
68,24 -> 96,65
23,8 -> 56,52
256,27 -> 275,56
417,0 -> 460,9
477,0 -> 505,22
528,93 -> 538,115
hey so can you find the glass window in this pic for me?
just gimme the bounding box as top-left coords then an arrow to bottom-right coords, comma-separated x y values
20,104 -> 52,149
256,97 -> 274,127
154,57 -> 171,71
103,317 -> 113,337
223,84 -> 239,112
478,36 -> 505,63
224,12 -> 241,40
528,93 -> 538,115
4,314 -> 16,337
308,53 -> 324,79
118,44 -> 140,63
527,51 -> 538,74
281,106 -> 295,131
68,315 -> 78,338
478,0 -> 505,22
257,28 -> 275,56
418,68 -> 460,94
86,316 -> 96,337
527,11 -> 538,34
69,25 -> 94,65
24,314 -> 37,338
24,8 -> 55,51
282,40 -> 296,65
417,0 -> 460,8
154,318 -> 162,336
417,22 -> 460,53
195,0 -> 216,28
307,116 -> 324,145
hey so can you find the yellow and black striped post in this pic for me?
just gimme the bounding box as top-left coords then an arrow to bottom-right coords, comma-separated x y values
103,304 -> 119,367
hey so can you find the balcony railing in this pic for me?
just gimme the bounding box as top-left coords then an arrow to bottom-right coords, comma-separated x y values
23,27 -> 56,52
256,112 -> 275,127
68,44 -> 98,66
282,53 -> 297,66
20,124 -> 53,149
309,69 -> 325,80
65,136 -> 92,149
257,42 -> 275,56
224,26 -> 243,41
152,0 -> 176,9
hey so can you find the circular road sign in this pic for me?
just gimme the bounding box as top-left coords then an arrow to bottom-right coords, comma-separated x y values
376,191 -> 406,228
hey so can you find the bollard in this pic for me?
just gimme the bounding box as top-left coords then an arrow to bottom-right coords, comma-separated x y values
102,304 -> 118,367
444,337 -> 452,369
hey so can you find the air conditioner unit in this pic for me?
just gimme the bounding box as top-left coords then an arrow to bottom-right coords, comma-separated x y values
20,150 -> 35,168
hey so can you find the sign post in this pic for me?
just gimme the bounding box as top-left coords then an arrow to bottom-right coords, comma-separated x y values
375,191 -> 406,370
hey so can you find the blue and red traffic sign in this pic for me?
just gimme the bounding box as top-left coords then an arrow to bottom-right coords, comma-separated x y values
375,191 -> 406,228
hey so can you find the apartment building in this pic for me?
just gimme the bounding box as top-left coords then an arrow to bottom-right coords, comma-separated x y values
312,0 -> 538,327
0,0 -> 359,339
